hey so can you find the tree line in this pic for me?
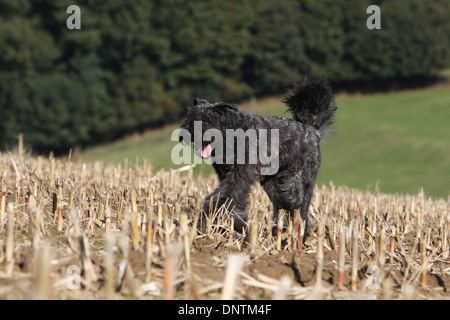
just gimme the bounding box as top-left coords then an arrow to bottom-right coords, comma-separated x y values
0,0 -> 449,153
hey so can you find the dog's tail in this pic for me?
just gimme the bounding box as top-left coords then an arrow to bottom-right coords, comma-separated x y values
283,79 -> 337,136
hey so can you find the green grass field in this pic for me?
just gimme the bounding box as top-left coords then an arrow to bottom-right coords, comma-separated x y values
75,88 -> 450,199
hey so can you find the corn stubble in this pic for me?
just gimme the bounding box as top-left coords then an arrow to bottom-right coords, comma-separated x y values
0,152 -> 448,300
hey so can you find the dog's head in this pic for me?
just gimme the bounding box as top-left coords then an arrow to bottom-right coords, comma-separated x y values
179,98 -> 239,158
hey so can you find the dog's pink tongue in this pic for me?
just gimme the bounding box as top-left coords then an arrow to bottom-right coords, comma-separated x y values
201,144 -> 212,158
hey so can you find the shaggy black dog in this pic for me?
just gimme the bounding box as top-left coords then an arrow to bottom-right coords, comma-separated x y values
179,79 -> 337,242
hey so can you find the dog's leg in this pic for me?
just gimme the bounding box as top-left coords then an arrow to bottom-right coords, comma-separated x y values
269,202 -> 311,243
300,199 -> 313,243
271,205 -> 289,237
261,179 -> 288,236
262,176 -> 314,243
200,179 -> 251,234
198,187 -> 222,233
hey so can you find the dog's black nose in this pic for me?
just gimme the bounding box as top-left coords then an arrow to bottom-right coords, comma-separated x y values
179,135 -> 183,143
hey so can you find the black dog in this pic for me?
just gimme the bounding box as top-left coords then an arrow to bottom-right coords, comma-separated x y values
179,79 -> 337,242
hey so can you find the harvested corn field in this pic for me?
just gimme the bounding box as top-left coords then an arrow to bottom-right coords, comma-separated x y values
0,153 -> 449,300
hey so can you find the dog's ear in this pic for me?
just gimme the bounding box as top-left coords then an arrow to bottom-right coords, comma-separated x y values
193,98 -> 208,106
211,102 -> 239,115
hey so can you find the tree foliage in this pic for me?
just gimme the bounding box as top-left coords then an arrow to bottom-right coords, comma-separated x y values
0,0 -> 449,153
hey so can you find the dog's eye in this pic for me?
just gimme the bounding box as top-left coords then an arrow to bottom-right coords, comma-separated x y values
193,98 -> 208,106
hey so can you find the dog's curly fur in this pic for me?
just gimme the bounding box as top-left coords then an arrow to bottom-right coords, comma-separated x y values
180,79 -> 337,242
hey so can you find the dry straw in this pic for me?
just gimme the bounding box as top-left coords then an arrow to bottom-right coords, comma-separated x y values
0,149 -> 448,300
338,223 -> 346,288
351,220 -> 359,291
221,254 -> 245,300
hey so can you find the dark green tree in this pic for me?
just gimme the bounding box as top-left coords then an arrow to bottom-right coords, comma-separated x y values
0,0 -> 449,153
243,0 -> 307,94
